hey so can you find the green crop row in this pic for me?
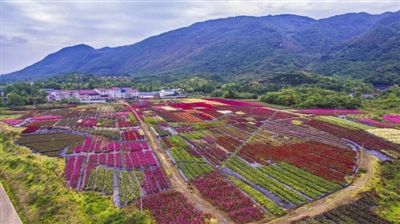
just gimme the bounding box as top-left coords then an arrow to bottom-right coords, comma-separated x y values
84,168 -> 97,191
170,146 -> 203,163
317,116 -> 374,130
168,136 -> 189,149
128,113 -> 137,124
84,167 -> 115,195
259,166 -> 323,199
226,157 -> 307,206
227,176 -> 286,216
104,168 -> 114,195
177,162 -> 213,180
277,162 -> 341,191
117,170 -> 141,205
180,130 -> 206,140
170,146 -> 213,180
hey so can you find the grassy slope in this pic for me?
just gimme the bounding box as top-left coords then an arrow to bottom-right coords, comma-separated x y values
0,124 -> 153,224
361,159 -> 400,223
374,161 -> 400,222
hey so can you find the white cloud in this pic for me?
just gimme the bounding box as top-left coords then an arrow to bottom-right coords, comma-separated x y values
1,0 -> 399,74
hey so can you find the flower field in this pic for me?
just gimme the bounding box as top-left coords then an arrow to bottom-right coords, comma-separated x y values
356,118 -> 393,128
382,114 -> 400,124
294,192 -> 391,224
16,133 -> 84,157
367,128 -> 400,144
141,191 -> 209,224
305,119 -> 400,158
316,116 -> 375,130
5,99 -> 399,224
145,99 -> 366,222
6,104 -> 171,209
296,109 -> 362,115
192,172 -> 263,223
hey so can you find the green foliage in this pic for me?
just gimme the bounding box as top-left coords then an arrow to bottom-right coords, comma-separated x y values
128,113 -> 137,123
226,157 -> 307,206
180,130 -> 205,140
259,166 -> 324,199
0,131 -> 151,224
4,82 -> 47,105
6,92 -> 26,106
261,87 -> 362,109
168,136 -> 189,149
192,120 -> 226,130
143,116 -> 163,125
277,162 -> 341,191
362,86 -> 400,115
375,161 -> 400,222
227,175 -> 286,216
316,116 -> 375,130
170,147 -> 213,180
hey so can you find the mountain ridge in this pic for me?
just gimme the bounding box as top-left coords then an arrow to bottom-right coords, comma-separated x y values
4,11 -> 399,81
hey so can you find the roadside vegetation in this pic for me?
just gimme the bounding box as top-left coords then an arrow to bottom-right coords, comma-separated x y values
362,87 -> 400,115
373,160 -> 400,222
0,125 -> 152,224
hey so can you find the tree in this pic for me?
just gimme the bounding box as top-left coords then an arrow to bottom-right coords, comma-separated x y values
7,92 -> 26,106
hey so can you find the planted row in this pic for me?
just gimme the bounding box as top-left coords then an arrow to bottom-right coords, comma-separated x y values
141,191 -> 208,224
226,157 -> 307,206
192,172 -> 263,223
227,176 -> 286,216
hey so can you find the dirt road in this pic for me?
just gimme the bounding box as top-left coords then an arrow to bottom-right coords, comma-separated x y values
0,183 -> 22,224
124,102 -> 376,224
123,102 -> 233,224
267,149 -> 376,224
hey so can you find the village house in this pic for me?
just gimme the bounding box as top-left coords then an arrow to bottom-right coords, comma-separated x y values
76,90 -> 105,103
138,92 -> 160,99
94,87 -> 139,100
47,87 -> 182,103
159,89 -> 178,98
121,87 -> 139,99
47,90 -> 78,101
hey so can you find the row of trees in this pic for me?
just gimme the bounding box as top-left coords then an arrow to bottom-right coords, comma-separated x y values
1,82 -> 48,107
260,87 -> 362,109
0,73 -> 391,109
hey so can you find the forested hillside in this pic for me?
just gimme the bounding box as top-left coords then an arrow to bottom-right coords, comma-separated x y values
3,11 -> 399,81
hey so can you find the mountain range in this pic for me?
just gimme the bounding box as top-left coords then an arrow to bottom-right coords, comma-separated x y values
4,11 -> 400,81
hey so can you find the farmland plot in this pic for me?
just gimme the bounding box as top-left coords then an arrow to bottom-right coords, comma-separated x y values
6,99 -> 396,224
145,99 -> 369,221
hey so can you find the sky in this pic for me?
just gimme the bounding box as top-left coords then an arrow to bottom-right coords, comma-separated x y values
1,0 -> 399,74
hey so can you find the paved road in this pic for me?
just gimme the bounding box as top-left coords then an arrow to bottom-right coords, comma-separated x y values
123,102 -> 233,224
266,149 -> 376,224
0,183 -> 22,224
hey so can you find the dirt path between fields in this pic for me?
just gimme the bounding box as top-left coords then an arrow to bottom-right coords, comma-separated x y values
123,102 -> 233,224
266,149 -> 376,224
0,183 -> 22,224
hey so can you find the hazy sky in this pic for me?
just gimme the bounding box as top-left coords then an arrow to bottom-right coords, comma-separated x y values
1,0 -> 399,74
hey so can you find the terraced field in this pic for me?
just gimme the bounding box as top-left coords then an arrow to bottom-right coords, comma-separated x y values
3,99 -> 399,224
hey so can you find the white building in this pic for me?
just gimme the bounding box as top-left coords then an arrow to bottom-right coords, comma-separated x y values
77,90 -> 104,103
94,87 -> 139,100
160,89 -> 177,98
121,87 -> 139,99
47,86 -> 184,103
138,92 -> 160,99
47,90 -> 78,101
